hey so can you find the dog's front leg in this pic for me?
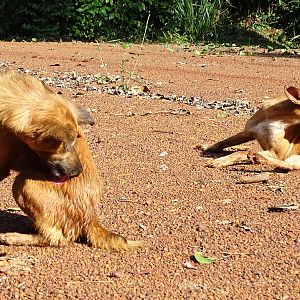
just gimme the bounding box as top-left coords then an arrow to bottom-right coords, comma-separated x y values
198,131 -> 255,152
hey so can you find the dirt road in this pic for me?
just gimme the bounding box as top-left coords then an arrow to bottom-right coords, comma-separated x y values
0,42 -> 299,299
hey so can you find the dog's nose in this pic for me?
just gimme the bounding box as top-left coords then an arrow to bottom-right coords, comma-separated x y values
67,164 -> 83,177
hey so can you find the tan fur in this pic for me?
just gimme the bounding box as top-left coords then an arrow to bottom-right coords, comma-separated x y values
198,86 -> 300,171
0,71 -> 140,250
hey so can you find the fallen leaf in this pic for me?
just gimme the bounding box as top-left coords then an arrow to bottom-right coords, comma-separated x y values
216,112 -> 228,118
194,252 -> 215,264
119,178 -> 127,185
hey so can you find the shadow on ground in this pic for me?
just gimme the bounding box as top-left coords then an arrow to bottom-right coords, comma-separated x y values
0,211 -> 35,234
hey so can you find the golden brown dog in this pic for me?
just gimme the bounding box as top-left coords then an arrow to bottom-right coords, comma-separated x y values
0,71 -> 140,249
199,86 -> 300,171
0,127 -> 140,249
0,70 -> 94,181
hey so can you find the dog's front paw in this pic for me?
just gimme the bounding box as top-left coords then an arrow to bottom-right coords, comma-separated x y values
0,233 -> 16,245
195,144 -> 211,152
206,157 -> 226,168
0,233 -> 31,246
248,152 -> 269,165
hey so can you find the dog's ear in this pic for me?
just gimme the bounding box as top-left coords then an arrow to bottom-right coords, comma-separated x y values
72,104 -> 95,126
285,86 -> 300,105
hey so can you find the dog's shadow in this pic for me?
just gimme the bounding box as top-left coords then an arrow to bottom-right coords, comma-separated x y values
0,210 -> 35,234
200,150 -> 234,159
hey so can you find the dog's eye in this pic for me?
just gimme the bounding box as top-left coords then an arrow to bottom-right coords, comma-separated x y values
41,136 -> 61,149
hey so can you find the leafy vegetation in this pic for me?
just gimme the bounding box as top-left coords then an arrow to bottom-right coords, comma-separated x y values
0,0 -> 298,47
172,0 -> 229,41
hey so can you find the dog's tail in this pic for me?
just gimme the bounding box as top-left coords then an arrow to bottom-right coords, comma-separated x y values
86,218 -> 142,250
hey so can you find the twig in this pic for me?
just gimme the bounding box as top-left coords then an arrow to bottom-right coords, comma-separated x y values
67,280 -> 114,285
223,251 -> 250,256
95,39 -> 111,80
237,172 -> 270,184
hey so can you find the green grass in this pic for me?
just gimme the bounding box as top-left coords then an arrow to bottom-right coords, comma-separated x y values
173,0 -> 228,41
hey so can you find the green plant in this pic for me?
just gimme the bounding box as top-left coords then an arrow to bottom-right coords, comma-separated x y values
0,0 -> 298,47
172,0 -> 229,41
0,0 -> 75,38
72,0 -> 155,40
276,0 -> 300,39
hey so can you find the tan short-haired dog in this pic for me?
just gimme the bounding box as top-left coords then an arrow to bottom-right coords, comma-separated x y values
199,86 -> 300,171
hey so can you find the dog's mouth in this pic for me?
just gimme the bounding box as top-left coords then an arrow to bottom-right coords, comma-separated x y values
47,167 -> 74,184
49,174 -> 70,184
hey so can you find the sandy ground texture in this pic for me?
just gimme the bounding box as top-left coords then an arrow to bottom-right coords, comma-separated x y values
0,42 -> 299,299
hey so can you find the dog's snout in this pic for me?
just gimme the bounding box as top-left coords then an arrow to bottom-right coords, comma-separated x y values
56,160 -> 83,178
48,157 -> 83,180
67,163 -> 83,177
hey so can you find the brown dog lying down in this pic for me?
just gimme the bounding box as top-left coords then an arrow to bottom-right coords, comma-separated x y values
199,86 -> 300,171
0,128 -> 140,249
0,71 -> 140,249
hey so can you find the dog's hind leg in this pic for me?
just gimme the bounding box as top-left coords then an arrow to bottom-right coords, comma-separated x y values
86,218 -> 141,250
250,151 -> 300,171
198,131 -> 255,152
207,151 -> 250,168
0,232 -> 46,246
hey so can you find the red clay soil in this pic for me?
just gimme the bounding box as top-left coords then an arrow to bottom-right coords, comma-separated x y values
0,42 -> 299,299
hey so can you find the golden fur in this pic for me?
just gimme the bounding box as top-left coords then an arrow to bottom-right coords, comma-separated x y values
198,86 -> 300,170
0,71 -> 140,249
